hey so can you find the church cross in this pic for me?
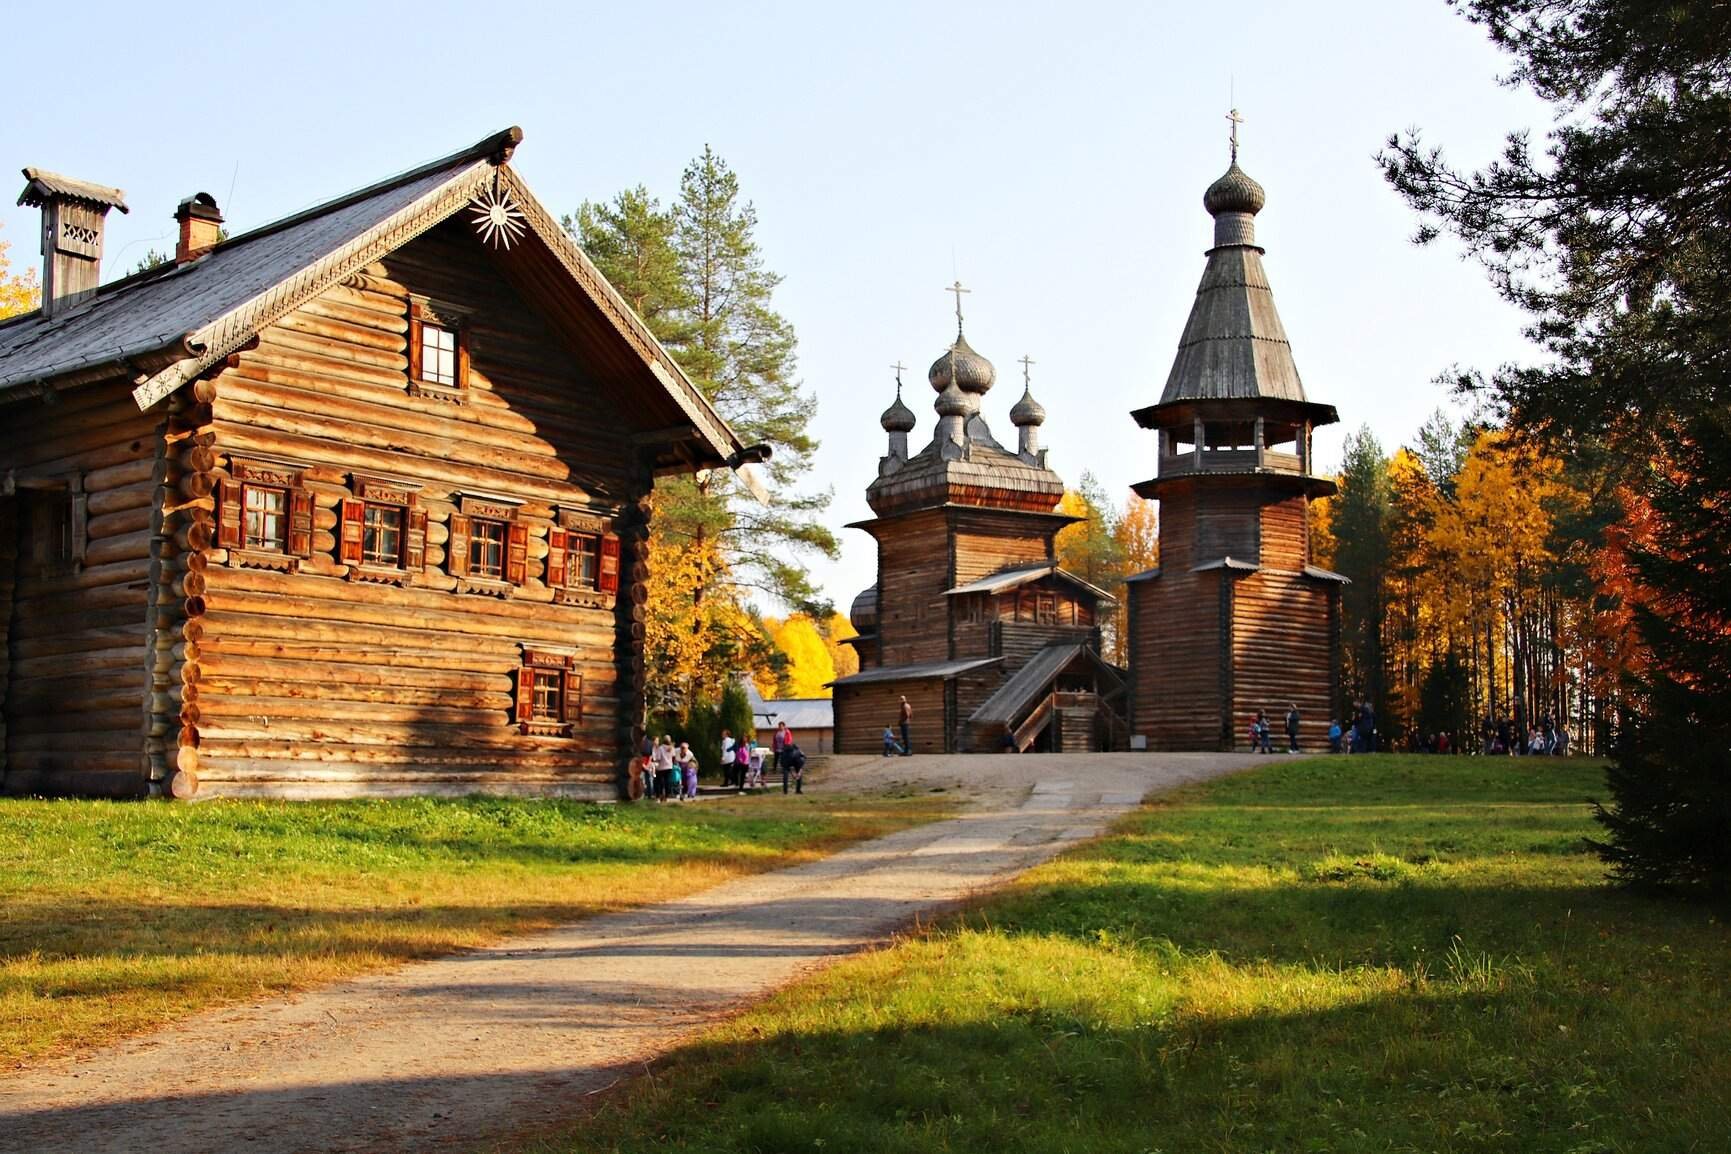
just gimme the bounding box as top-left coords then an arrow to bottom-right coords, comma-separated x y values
1226,107 -> 1244,163
1018,354 -> 1035,386
890,360 -> 907,394
946,280 -> 970,336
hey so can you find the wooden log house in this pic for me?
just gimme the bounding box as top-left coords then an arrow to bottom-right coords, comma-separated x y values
1124,146 -> 1346,751
0,128 -> 756,799
831,312 -> 1125,754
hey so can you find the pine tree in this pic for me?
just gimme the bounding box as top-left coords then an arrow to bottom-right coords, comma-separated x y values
1593,421 -> 1731,893
1382,0 -> 1731,891
1331,427 -> 1393,724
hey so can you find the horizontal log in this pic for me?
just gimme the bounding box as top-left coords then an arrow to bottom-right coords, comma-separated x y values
276,307 -> 407,353
13,581 -> 148,617
85,456 -> 159,492
87,505 -> 153,540
82,528 -> 154,568
196,694 -> 503,727
257,325 -> 407,373
299,292 -> 407,332
193,742 -> 617,770
194,716 -> 608,750
216,376 -> 560,460
199,677 -> 515,712
9,723 -> 149,747
85,482 -> 155,517
197,651 -> 514,690
9,685 -> 147,714
12,625 -> 148,660
212,423 -> 592,506
9,604 -> 144,640
1,762 -> 148,796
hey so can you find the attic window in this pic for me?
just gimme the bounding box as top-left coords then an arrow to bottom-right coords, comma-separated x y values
407,298 -> 469,402
420,323 -> 458,387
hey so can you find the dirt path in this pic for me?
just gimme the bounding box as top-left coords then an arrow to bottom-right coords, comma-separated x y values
0,752 -> 1258,1154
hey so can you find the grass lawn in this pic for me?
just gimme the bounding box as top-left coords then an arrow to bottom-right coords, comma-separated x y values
547,756 -> 1731,1154
0,790 -> 948,1066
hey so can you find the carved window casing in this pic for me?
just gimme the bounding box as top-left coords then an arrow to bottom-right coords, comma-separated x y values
406,298 -> 471,403
339,475 -> 425,586
547,509 -> 620,608
448,494 -> 526,597
516,646 -> 581,736
218,459 -> 314,572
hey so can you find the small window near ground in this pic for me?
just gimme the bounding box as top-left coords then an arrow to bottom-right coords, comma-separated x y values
516,648 -> 581,735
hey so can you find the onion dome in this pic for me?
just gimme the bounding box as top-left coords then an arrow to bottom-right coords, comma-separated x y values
928,333 -> 996,396
935,380 -> 970,417
1010,384 -> 1046,427
849,586 -> 878,632
1203,162 -> 1266,218
880,388 -> 916,433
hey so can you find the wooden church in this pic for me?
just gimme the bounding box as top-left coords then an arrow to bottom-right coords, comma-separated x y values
831,296 -> 1125,754
0,127 -> 757,799
1124,132 -> 1345,751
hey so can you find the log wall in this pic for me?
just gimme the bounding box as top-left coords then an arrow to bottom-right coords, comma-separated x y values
1,377 -> 160,797
166,220 -> 648,798
1128,484 -> 1337,751
833,676 -> 946,755
873,510 -> 951,668
1229,568 -> 1336,750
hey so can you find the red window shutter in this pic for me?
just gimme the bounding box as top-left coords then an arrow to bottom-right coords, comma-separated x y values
562,670 -> 582,724
217,480 -> 243,549
407,302 -> 424,382
447,514 -> 470,577
598,533 -> 621,594
405,507 -> 428,571
515,666 -> 535,725
288,488 -> 315,557
338,498 -> 365,565
505,521 -> 529,585
546,528 -> 567,588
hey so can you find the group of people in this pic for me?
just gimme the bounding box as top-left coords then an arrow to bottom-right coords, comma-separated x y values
1327,700 -> 1379,753
637,720 -> 810,802
1480,714 -> 1571,756
1248,706 -> 1305,753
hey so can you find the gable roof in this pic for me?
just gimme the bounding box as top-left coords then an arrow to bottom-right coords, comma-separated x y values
827,656 -> 1003,688
0,127 -> 747,470
945,561 -> 1116,606
966,642 -> 1122,727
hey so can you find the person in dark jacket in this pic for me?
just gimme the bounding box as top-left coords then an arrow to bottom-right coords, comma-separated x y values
1285,704 -> 1301,753
782,741 -> 807,794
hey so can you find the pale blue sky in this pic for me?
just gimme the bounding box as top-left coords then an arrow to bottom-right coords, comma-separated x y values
2,1 -> 1547,613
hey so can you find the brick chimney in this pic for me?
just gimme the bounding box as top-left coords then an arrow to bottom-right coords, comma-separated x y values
16,168 -> 129,319
174,193 -> 223,263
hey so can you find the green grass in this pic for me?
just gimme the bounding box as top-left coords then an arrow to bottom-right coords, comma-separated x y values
544,756 -> 1731,1154
0,791 -> 948,1066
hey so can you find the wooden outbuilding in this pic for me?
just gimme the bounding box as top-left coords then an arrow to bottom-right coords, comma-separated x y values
832,310 -> 1125,754
1125,146 -> 1344,751
0,127 -> 756,799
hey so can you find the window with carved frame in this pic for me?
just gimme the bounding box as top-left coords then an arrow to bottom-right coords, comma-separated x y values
219,460 -> 312,569
547,514 -> 621,604
338,475 -> 426,582
449,495 -> 527,593
516,646 -> 581,736
407,297 -> 470,403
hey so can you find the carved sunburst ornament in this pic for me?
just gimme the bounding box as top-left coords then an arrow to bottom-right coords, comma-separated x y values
469,183 -> 527,250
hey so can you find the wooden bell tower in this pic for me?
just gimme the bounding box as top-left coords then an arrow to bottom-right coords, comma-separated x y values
1125,121 -> 1345,751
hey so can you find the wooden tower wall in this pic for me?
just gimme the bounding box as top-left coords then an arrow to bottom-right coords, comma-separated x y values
871,509 -> 951,668
162,220 -> 650,798
1129,483 -> 1338,750
1,378 -> 164,797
